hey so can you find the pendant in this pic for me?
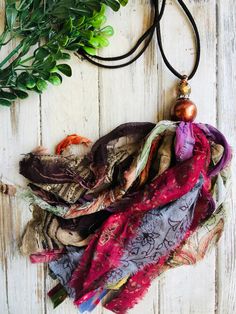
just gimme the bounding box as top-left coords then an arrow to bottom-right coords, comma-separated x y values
172,76 -> 197,122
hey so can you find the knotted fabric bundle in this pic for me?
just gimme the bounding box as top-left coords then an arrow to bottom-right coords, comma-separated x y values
2,120 -> 231,313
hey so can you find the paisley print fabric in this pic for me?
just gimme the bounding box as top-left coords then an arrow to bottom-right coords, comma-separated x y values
104,178 -> 203,286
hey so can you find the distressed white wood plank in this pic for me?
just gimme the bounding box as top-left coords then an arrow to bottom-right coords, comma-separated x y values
0,82 -> 45,311
216,1 -> 236,313
0,196 -> 46,314
0,198 -> 10,314
158,1 -> 217,313
99,0 -> 159,131
0,2 -> 9,311
41,54 -> 100,146
0,1 -> 44,313
98,2 -> 159,314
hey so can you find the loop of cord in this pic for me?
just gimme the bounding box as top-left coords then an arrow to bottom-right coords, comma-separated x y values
77,0 -> 200,80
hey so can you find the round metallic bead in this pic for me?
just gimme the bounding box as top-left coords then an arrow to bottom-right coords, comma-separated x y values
172,98 -> 197,122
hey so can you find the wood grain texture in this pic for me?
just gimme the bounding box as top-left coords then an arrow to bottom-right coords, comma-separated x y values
0,1 -> 235,314
216,1 -> 236,313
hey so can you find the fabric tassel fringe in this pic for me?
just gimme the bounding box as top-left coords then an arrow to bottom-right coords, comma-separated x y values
1,120 -> 231,313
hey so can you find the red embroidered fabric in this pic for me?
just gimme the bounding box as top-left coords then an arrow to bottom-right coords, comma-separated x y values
69,125 -> 211,309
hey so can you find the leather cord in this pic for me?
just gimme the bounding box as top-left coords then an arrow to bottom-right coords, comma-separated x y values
77,0 -> 200,80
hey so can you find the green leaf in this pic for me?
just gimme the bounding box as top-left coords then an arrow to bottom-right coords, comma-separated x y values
50,66 -> 58,73
100,26 -> 114,37
12,89 -> 29,99
48,73 -> 62,86
36,78 -> 47,91
76,16 -> 85,27
6,5 -> 18,29
89,35 -> 109,48
28,34 -> 40,46
58,36 -> 69,47
95,36 -> 109,47
57,64 -> 72,77
52,6 -> 68,19
30,7 -> 44,22
80,30 -> 93,40
36,70 -> 50,80
34,47 -> 50,60
0,67 -> 14,81
17,72 -> 29,88
83,46 -> 97,55
0,98 -> 12,106
64,17 -> 74,33
17,72 -> 37,89
89,37 -> 100,48
61,53 -> 71,60
69,7 -> 92,17
16,0 -> 34,11
86,2 -> 101,12
16,82 -> 27,91
31,86 -> 42,94
25,76 -> 36,89
53,50 -> 63,60
99,3 -> 106,15
0,91 -> 17,100
48,44 -> 60,54
67,43 -> 82,51
18,9 -> 29,24
33,0 -> 41,9
91,15 -> 106,28
102,0 -> 120,11
119,0 -> 128,6
21,41 -> 31,55
38,57 -> 56,72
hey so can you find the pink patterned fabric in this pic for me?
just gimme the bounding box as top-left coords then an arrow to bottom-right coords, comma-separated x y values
70,125 -> 211,308
30,249 -> 65,263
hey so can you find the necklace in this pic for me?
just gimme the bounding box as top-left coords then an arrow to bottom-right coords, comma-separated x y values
0,1 -> 232,313
80,0 -> 200,122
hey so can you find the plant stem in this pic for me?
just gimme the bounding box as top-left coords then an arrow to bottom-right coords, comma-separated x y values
0,41 -> 23,69
15,68 -> 35,71
0,85 -> 14,88
0,30 -> 10,50
20,56 -> 35,65
17,0 -> 27,11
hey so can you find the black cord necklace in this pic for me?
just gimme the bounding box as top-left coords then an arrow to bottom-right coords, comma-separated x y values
77,0 -> 163,68
77,0 -> 201,122
77,0 -> 200,81
156,0 -> 200,80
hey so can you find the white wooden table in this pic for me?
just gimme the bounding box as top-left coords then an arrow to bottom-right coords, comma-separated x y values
0,1 -> 235,313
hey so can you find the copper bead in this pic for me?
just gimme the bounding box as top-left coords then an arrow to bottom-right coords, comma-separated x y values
172,98 -> 197,122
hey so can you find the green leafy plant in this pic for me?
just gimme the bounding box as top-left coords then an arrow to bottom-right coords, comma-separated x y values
0,0 -> 129,106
